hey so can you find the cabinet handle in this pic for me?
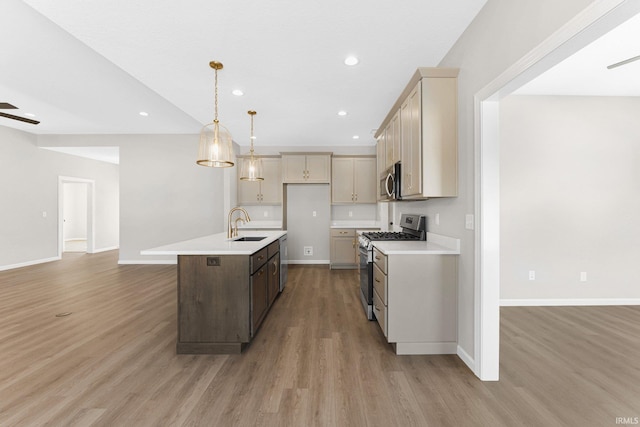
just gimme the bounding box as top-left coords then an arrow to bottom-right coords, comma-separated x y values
257,269 -> 264,276
375,256 -> 381,261
257,255 -> 264,261
340,231 -> 347,234
374,304 -> 381,312
375,278 -> 381,283
272,261 -> 278,276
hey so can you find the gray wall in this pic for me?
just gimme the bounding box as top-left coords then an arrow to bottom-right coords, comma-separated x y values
286,184 -> 331,263
392,0 -> 597,362
500,95 -> 640,301
117,135 -> 227,263
0,126 -> 119,269
39,133 -> 227,264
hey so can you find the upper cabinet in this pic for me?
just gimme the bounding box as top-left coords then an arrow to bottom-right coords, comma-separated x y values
237,157 -> 282,205
331,157 -> 376,204
385,110 -> 401,170
376,68 -> 458,200
281,153 -> 331,183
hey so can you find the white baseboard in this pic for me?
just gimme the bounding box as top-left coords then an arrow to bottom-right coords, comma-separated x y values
500,298 -> 640,306
118,259 -> 177,265
287,260 -> 330,265
393,342 -> 457,355
90,246 -> 119,254
0,256 -> 61,272
457,345 -> 476,373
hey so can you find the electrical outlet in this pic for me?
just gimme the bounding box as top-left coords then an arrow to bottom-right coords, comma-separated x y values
303,246 -> 313,256
465,214 -> 474,230
580,272 -> 587,282
529,270 -> 536,281
435,213 -> 440,226
348,211 -> 353,217
42,211 -> 47,218
263,211 -> 268,217
312,211 -> 317,217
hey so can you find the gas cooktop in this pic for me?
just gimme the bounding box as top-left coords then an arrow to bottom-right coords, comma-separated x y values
361,231 -> 422,241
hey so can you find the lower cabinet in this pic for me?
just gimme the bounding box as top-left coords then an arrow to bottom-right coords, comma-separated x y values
250,263 -> 269,336
372,247 -> 458,355
177,240 -> 281,354
330,228 -> 379,269
330,229 -> 356,269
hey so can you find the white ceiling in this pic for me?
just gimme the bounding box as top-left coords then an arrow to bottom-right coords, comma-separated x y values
1,0 -> 487,151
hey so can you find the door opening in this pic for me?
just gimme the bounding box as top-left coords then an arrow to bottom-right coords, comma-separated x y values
58,176 -> 95,256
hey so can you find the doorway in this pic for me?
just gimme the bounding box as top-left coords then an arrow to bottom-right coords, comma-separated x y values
63,182 -> 88,252
475,1 -> 640,380
58,176 -> 95,256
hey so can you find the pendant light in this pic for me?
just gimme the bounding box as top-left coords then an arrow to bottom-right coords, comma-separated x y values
197,61 -> 234,168
239,110 -> 264,181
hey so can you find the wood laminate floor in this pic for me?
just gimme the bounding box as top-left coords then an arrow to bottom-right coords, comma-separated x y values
1,251 -> 639,426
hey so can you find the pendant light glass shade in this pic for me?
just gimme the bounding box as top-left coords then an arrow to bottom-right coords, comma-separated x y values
240,110 -> 264,181
197,61 -> 234,168
197,120 -> 234,167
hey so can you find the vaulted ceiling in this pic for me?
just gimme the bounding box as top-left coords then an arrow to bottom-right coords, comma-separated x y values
1,0 -> 487,147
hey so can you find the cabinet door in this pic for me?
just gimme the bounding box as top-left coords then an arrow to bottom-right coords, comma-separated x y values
282,155 -> 307,183
353,158 -> 376,204
259,158 -> 282,204
331,158 -> 355,203
401,81 -> 422,197
384,123 -> 393,170
330,236 -> 357,266
237,158 -> 261,204
267,253 -> 280,306
376,136 -> 385,177
305,155 -> 330,183
390,109 -> 401,164
251,266 -> 268,335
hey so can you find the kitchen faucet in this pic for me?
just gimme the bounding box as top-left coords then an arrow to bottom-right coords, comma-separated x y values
227,207 -> 251,238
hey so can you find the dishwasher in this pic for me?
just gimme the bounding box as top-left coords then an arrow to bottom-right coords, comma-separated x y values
279,234 -> 288,291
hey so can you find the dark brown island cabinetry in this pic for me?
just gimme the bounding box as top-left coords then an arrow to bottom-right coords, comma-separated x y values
176,240 -> 280,354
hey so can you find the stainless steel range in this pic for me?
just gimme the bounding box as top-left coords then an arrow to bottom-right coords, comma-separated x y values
358,213 -> 426,320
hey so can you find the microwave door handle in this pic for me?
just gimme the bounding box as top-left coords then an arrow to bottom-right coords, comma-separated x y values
386,173 -> 395,197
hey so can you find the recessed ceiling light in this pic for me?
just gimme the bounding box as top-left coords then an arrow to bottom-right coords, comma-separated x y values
344,56 -> 359,66
352,135 -> 360,140
338,111 -> 348,116
232,89 -> 244,96
139,111 -> 149,117
24,113 -> 36,117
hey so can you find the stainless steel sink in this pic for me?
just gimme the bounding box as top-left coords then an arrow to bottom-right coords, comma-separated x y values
233,236 -> 267,242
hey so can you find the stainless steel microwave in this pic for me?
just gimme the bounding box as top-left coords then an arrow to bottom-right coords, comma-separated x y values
379,162 -> 401,201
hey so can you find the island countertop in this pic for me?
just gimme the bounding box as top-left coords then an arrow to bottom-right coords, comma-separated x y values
140,230 -> 287,256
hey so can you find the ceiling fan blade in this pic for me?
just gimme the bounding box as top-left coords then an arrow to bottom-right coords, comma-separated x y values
0,111 -> 40,125
0,102 -> 18,109
607,54 -> 640,69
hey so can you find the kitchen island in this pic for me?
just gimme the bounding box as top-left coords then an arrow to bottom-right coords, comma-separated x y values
142,230 -> 287,354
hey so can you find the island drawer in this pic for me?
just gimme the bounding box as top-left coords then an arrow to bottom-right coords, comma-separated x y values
251,248 -> 269,273
267,240 -> 279,259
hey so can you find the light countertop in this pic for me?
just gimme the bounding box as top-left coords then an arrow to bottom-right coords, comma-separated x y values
141,230 -> 287,256
237,221 -> 282,230
373,232 -> 460,255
